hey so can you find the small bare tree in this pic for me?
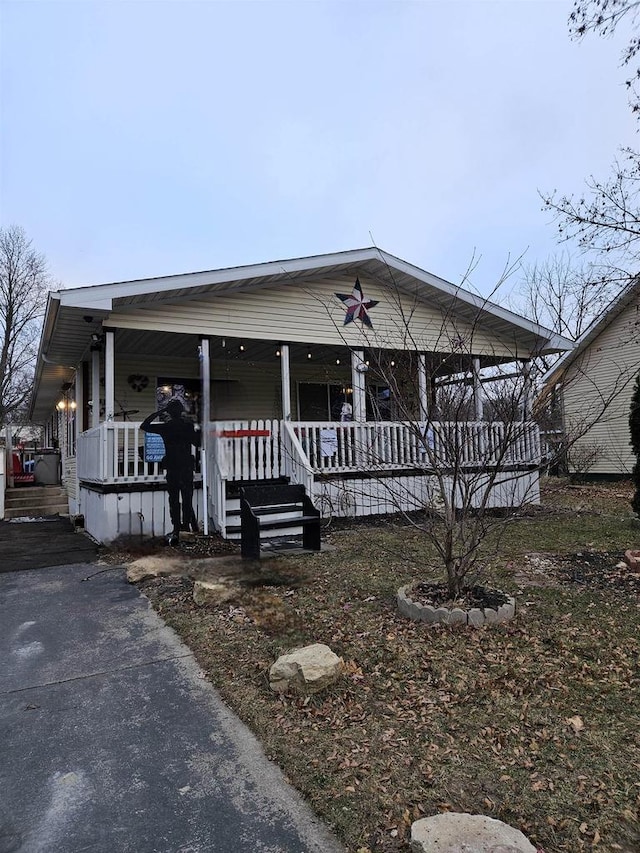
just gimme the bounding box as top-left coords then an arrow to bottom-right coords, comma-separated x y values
0,225 -> 52,425
306,261 -> 639,601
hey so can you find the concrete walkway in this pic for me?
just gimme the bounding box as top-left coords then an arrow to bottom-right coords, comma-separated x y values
0,563 -> 344,853
0,517 -> 98,572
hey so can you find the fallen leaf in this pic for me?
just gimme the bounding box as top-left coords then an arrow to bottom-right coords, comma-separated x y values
566,715 -> 585,733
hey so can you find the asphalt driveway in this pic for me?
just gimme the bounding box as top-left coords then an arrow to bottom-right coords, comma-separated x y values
0,563 -> 344,853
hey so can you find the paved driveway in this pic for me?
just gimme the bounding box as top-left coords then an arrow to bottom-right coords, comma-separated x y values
0,564 -> 344,853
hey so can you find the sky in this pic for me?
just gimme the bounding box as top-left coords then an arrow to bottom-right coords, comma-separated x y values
0,0 -> 637,301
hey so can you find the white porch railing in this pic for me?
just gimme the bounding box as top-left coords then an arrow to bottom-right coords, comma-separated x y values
76,422 -> 195,483
76,419 -> 540,485
284,420 -> 541,474
208,420 -> 282,538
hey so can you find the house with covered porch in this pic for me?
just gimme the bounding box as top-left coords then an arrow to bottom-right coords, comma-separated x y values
28,248 -> 573,543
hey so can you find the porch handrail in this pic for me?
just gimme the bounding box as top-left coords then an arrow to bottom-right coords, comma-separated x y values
208,423 -> 228,538
281,421 -> 316,500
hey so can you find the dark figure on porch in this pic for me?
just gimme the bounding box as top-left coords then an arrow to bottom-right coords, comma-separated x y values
141,400 -> 200,544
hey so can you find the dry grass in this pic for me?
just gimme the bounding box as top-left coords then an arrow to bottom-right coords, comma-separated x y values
135,479 -> 640,853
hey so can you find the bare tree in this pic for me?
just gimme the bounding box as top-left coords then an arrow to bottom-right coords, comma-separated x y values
544,151 -> 640,275
543,2 -> 640,273
297,263 -> 639,601
0,225 -> 52,425
570,0 -> 640,114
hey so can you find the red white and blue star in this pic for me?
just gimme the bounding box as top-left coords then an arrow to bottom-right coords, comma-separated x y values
335,278 -> 379,328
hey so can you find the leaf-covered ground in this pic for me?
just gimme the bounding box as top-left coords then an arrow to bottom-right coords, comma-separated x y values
133,480 -> 640,853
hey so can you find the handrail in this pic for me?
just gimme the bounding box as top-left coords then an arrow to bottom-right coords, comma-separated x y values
281,421 -> 316,500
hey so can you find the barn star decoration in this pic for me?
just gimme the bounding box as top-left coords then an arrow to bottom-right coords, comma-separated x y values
335,278 -> 379,329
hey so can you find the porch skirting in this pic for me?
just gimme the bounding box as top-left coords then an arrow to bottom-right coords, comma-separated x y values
78,481 -> 202,544
314,469 -> 540,520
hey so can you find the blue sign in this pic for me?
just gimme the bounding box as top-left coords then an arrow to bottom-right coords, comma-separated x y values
144,433 -> 166,463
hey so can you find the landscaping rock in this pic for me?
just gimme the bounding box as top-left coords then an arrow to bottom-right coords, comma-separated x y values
269,643 -> 344,695
420,605 -> 437,625
445,607 -> 467,625
192,579 -> 240,607
498,599 -> 515,621
126,555 -> 186,583
467,608 -> 485,628
410,812 -> 536,852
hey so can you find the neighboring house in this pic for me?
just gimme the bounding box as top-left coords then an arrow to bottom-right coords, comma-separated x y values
26,247 -> 573,542
542,276 -> 640,477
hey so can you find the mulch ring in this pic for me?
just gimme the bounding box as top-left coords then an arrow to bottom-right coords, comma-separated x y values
516,550 -> 640,595
407,581 -> 510,610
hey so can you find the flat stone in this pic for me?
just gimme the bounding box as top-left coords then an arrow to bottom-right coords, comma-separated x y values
445,607 -> 467,625
193,579 -> 240,607
398,590 -> 413,618
410,812 -> 536,852
420,605 -> 437,625
497,600 -> 515,621
467,608 -> 485,627
434,607 -> 449,624
408,601 -> 424,621
484,607 -> 499,624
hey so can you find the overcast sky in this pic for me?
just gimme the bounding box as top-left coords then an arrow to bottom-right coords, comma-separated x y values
0,0 -> 636,299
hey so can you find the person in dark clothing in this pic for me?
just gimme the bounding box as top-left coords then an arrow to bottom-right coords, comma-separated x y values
141,400 -> 200,543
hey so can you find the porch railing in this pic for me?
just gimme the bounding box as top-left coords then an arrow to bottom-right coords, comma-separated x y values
76,421 -> 197,484
283,420 -> 541,475
77,419 -> 540,485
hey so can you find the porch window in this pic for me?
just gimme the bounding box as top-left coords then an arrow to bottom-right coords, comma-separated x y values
298,383 -> 350,420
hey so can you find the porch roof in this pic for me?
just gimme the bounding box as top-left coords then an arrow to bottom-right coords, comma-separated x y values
30,247 -> 574,421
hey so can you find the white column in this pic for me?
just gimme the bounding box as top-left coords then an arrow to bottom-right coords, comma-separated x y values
418,354 -> 428,422
473,357 -> 483,421
91,348 -> 100,428
200,338 -> 211,536
351,349 -> 366,422
280,344 -> 291,420
522,360 -> 532,421
75,363 -> 84,435
104,330 -> 115,421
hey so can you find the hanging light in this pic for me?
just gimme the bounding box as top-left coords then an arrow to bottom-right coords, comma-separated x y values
275,348 -> 281,357
307,350 -> 312,360
336,358 -> 340,365
56,400 -> 66,411
239,343 -> 245,352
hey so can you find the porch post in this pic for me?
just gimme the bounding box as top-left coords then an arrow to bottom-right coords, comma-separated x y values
104,330 -> 115,421
91,348 -> 100,428
280,344 -> 291,420
473,357 -> 483,421
418,354 -> 428,421
75,363 -> 84,435
200,337 -> 210,536
522,359 -> 532,421
351,349 -> 366,422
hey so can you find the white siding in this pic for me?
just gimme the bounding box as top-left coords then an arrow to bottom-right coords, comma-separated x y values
106,276 -> 533,358
562,292 -> 640,474
113,354 -> 352,421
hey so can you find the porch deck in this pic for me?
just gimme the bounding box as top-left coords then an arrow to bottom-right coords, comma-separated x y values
72,419 -> 542,541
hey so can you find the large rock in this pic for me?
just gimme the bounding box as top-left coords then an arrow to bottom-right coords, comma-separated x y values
269,643 -> 344,695
193,579 -> 240,606
410,813 -> 536,853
